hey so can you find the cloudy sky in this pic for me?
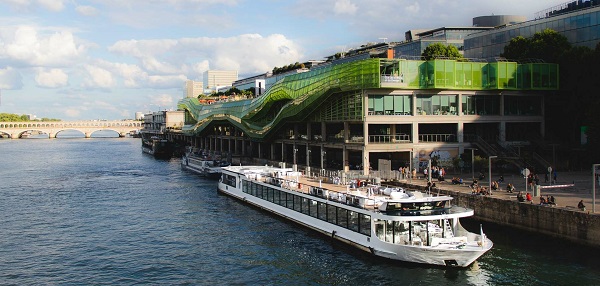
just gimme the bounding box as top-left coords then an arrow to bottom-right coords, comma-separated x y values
0,0 -> 565,120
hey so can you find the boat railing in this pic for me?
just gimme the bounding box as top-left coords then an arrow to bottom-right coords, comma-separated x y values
252,173 -> 377,211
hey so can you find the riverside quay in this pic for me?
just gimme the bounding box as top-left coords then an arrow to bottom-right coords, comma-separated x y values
174,57 -> 559,177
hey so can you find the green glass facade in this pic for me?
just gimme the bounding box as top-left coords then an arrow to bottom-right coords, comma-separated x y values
179,58 -> 558,139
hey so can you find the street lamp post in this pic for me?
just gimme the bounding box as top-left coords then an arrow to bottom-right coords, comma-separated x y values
489,156 -> 498,195
466,148 -> 477,181
321,150 -> 326,171
593,164 -> 599,213
293,148 -> 298,172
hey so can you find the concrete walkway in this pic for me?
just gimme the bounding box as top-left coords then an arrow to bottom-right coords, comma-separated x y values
393,171 -> 599,214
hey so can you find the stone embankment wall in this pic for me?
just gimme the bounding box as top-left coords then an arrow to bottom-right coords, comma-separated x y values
397,183 -> 600,248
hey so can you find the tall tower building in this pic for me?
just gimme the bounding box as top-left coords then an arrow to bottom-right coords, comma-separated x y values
202,70 -> 238,93
184,80 -> 203,98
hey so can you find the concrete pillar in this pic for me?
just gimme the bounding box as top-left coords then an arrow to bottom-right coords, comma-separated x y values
499,122 -> 506,142
412,123 -> 419,143
363,149 -> 370,176
457,121 -> 464,143
343,121 -> 349,142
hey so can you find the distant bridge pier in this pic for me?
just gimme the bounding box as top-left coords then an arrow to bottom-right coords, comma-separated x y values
85,132 -> 91,138
119,132 -> 126,137
11,133 -> 18,139
49,132 -> 56,138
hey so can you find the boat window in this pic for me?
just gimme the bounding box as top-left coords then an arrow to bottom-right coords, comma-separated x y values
385,220 -> 394,243
309,200 -> 318,218
359,214 -> 371,236
327,204 -> 337,225
349,211 -> 359,232
317,202 -> 327,221
337,208 -> 348,228
301,198 -> 310,215
273,189 -> 281,205
286,192 -> 294,209
293,195 -> 302,212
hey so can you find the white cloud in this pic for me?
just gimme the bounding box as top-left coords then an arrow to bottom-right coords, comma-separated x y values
0,66 -> 23,89
38,0 -> 65,11
108,34 -> 303,80
405,2 -> 420,14
76,5 -> 98,16
82,65 -> 114,88
149,93 -> 173,109
35,68 -> 68,88
334,0 -> 357,15
0,26 -> 87,67
64,108 -> 81,117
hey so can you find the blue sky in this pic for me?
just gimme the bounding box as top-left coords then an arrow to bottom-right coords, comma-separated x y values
0,0 -> 566,120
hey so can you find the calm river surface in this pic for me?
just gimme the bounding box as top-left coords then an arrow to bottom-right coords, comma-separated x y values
1,138 -> 599,285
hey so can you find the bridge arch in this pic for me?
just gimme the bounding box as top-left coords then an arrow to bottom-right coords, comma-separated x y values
0,120 -> 143,139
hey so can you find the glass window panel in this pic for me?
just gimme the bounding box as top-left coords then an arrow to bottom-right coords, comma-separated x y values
337,208 -> 348,228
327,204 -> 337,224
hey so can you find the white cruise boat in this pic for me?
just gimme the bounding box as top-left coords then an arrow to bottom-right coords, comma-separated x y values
218,165 -> 492,267
181,150 -> 223,179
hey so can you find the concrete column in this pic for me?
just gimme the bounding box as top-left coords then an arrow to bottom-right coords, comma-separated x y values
343,146 -> 349,172
343,121 -> 349,142
258,142 -> 262,159
457,121 -> 464,143
321,122 -> 326,142
363,149 -> 369,176
499,122 -> 506,142
412,123 -> 419,144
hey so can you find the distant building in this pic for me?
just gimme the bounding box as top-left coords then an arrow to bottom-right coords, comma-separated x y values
142,110 -> 184,133
183,80 -> 203,98
465,3 -> 600,59
203,70 -> 238,93
393,27 -> 497,58
135,112 -> 144,120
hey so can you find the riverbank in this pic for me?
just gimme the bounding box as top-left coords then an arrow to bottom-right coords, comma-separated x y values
390,171 -> 600,248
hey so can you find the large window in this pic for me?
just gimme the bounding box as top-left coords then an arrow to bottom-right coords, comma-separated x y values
368,95 -> 411,115
416,94 -> 457,115
504,96 -> 542,116
462,95 -> 499,115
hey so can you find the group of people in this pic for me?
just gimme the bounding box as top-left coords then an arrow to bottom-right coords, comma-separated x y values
470,179 -> 491,195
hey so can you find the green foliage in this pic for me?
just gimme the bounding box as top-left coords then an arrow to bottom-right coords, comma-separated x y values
421,43 -> 463,60
502,28 -> 600,164
272,62 -> 304,75
0,113 -> 60,122
501,29 -> 571,63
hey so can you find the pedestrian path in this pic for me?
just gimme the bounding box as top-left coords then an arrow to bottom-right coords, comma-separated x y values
398,171 -> 598,214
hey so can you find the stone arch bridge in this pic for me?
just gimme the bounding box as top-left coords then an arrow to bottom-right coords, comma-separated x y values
0,120 -> 143,139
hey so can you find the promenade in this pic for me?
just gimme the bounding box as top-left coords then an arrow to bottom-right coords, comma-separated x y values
400,170 -> 598,214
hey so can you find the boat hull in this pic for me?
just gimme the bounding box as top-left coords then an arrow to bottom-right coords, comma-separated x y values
216,168 -> 492,267
181,154 -> 221,179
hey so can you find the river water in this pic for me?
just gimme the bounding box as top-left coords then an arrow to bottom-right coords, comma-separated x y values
1,138 -> 599,285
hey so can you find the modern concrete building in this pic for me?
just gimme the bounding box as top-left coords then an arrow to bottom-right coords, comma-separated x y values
203,70 -> 238,93
176,56 -> 559,177
393,27 -> 494,58
465,1 -> 600,59
184,80 -> 203,98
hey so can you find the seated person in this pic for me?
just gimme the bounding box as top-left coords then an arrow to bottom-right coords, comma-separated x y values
506,183 -> 515,193
539,196 -> 547,205
526,192 -> 532,202
578,200 -> 586,211
517,191 -> 525,202
491,181 -> 499,190
547,195 -> 556,206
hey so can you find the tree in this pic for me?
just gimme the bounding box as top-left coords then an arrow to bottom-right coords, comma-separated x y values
421,43 -> 463,60
500,29 -> 571,63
